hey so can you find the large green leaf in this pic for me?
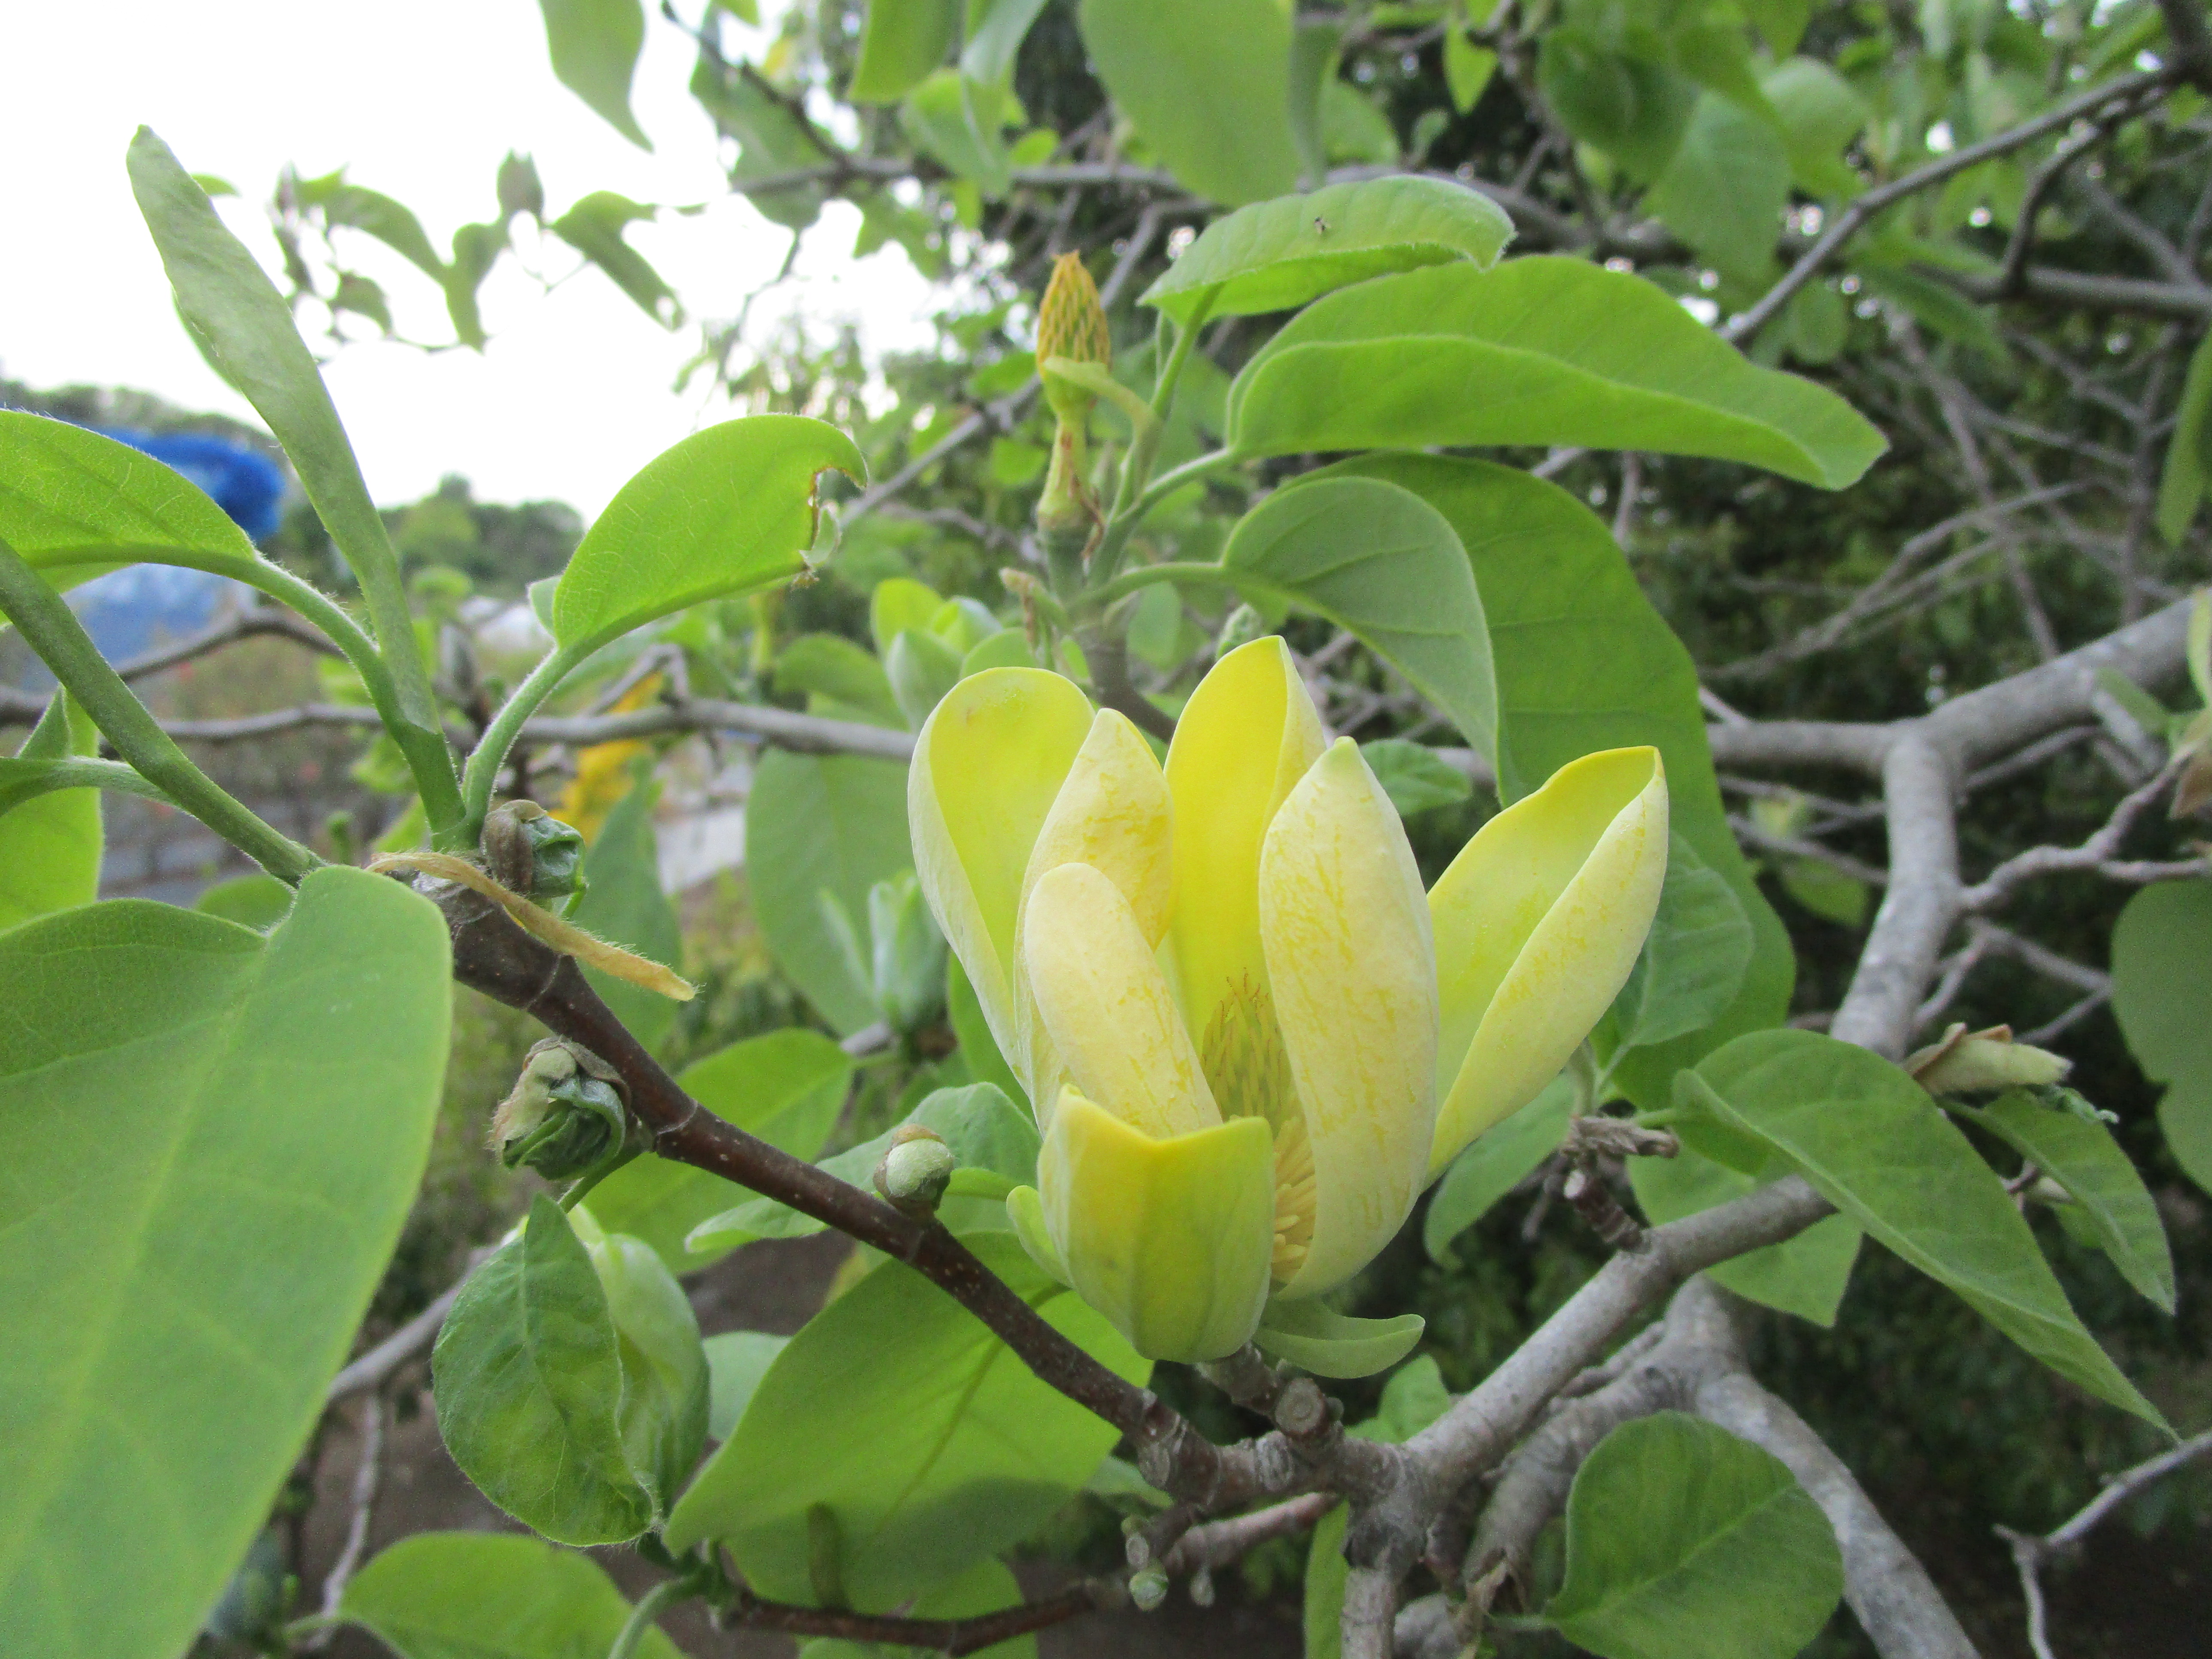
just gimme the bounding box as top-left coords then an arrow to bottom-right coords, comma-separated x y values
1230,259 -> 1887,488
126,131 -> 424,702
537,0 -> 652,148
1643,92 -> 1791,280
433,1197 -> 707,1545
0,410 -> 262,581
1536,30 -> 1697,180
1541,1413 -> 1842,1659
744,748 -> 913,1035
550,415 -> 864,652
1139,176 -> 1514,325
1076,0 -> 1299,206
1607,832 -> 1755,1054
2111,879 -> 2212,1193
340,1531 -> 682,1659
665,1233 -> 1148,1610
0,869 -> 450,1659
0,693 -> 101,932
1219,475 -> 1496,760
1679,1030 -> 2169,1429
1423,1078 -> 1574,1261
1964,1092 -> 2175,1313
1331,456 -> 1793,1097
849,0 -> 959,101
566,768 -> 681,1051
583,1028 -> 854,1273
1628,1150 -> 1862,1326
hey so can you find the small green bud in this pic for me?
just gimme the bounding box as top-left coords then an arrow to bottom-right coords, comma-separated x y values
1129,1568 -> 1169,1612
483,799 -> 588,903
491,1039 -> 629,1178
1215,604 -> 1266,661
875,1124 -> 958,1212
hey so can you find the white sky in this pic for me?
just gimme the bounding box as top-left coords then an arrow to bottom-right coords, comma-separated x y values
1,1 -> 936,519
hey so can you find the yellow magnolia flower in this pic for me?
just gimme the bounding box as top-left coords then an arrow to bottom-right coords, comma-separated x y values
909,638 -> 1667,1363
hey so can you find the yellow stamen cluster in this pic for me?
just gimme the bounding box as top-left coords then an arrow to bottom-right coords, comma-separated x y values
1200,974 -> 1315,1281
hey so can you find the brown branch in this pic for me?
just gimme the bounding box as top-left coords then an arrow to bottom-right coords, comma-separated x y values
726,1580 -> 1117,1656
113,603 -> 343,681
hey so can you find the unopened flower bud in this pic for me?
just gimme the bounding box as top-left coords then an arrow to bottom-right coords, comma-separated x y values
491,1038 -> 629,1178
1215,604 -> 1266,661
1036,252 -> 1110,425
1907,1023 -> 2072,1096
482,799 -> 587,903
874,1124 -> 957,1212
1128,1568 -> 1169,1612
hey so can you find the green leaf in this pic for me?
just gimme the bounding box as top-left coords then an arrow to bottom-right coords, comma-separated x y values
1230,259 -> 1887,488
1764,56 -> 1868,198
1077,0 -> 1300,206
1854,263 -> 2008,363
850,0 -> 958,101
548,191 -> 681,325
1304,1502 -> 1349,1659
1254,1302 -> 1426,1379
664,1233 -> 1148,1610
1360,738 -> 1475,820
1644,92 -> 1790,280
340,1532 -> 683,1659
963,0 -> 1052,85
0,869 -> 450,1659
566,767 -> 682,1051
0,692 -> 100,931
1963,1091 -> 2175,1313
2110,880 -> 2212,1194
1321,80 -> 1400,165
1351,1354 -> 1455,1443
950,951 -> 1027,1105
1423,1076 -> 1574,1260
195,872 -> 295,930
887,624 -> 967,728
776,632 -> 905,727
1609,832 -> 1755,1053
1777,857 -> 1870,927
434,1198 -> 693,1545
705,1331 -> 790,1440
550,415 -> 865,652
2155,328 -> 2212,545
1327,456 -> 1793,1100
1743,0 -> 1811,55
690,1083 -> 1038,1250
1678,1029 -> 2169,1429
0,410 -> 263,582
1541,1413 -> 1842,1659
537,0 -> 652,148
1445,30 -> 1499,112
585,1029 -> 854,1273
126,131 -> 427,713
1628,1150 -> 1862,1325
691,53 -> 830,231
1220,476 -> 1496,760
1537,30 -> 1696,180
295,171 -> 447,282
1141,176 -> 1513,325
900,70 -> 1017,197
570,1207 -> 711,1512
744,749 -> 913,1035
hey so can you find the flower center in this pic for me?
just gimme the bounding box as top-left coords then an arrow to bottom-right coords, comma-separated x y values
1200,974 -> 1315,1282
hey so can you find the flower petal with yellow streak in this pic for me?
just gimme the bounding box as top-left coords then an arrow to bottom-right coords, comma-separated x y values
909,668 -> 1094,1076
1039,1091 -> 1276,1363
1024,862 -> 1219,1140
1163,636 -> 1326,1055
1428,747 -> 1668,1173
1260,738 -> 1439,1295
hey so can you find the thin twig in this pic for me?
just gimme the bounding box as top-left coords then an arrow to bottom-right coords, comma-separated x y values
308,1391 -> 384,1647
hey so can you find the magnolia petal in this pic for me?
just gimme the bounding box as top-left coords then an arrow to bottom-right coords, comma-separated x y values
1429,747 -> 1668,1173
1024,862 -> 1219,1139
1260,738 -> 1438,1297
1015,708 -> 1175,1118
1163,635 -> 1328,1048
1039,1091 -> 1276,1363
909,668 -> 1094,1079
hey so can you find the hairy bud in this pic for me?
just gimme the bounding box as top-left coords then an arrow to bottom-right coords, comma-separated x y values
1215,604 -> 1266,661
1129,1568 -> 1169,1612
874,1123 -> 958,1213
482,799 -> 587,904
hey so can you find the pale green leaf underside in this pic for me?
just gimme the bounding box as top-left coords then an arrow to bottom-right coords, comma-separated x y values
0,870 -> 450,1659
1681,1030 -> 2168,1430
550,413 -> 866,651
1544,1413 -> 1842,1659
1221,474 -> 1497,761
665,1234 -> 1147,1611
1230,258 -> 1887,489
340,1531 -> 682,1659
1141,175 -> 1514,322
0,408 -> 262,575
